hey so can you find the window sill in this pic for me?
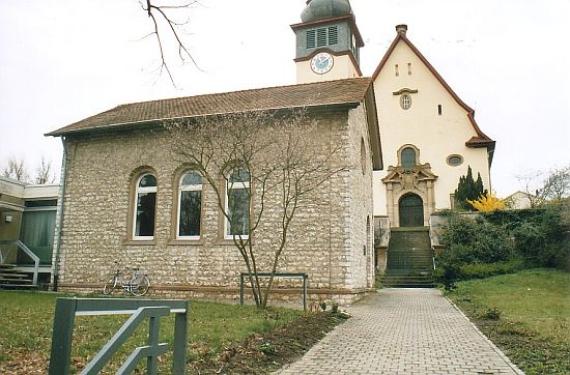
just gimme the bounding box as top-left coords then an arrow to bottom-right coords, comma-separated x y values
122,239 -> 157,246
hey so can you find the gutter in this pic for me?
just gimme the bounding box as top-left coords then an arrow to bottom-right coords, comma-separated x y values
51,137 -> 68,291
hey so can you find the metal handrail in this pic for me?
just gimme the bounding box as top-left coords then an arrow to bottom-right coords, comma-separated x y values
0,240 -> 40,286
49,298 -> 189,375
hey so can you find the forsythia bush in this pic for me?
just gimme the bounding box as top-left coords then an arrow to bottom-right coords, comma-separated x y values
468,193 -> 506,212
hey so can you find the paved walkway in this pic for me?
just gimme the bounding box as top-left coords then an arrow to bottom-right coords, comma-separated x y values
277,288 -> 523,375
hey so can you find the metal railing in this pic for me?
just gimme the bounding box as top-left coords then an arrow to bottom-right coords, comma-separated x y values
49,298 -> 189,375
239,272 -> 308,311
0,240 -> 39,286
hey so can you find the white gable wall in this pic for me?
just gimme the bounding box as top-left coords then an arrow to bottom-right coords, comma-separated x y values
372,40 -> 491,216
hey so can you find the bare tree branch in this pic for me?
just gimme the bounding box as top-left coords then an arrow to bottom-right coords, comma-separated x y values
141,0 -> 201,86
165,109 -> 350,308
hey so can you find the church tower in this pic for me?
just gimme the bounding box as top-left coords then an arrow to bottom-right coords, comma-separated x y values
291,0 -> 364,84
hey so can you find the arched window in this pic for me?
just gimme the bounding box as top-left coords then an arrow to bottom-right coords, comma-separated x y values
225,169 -> 250,238
401,147 -> 416,169
178,171 -> 202,239
134,174 -> 157,239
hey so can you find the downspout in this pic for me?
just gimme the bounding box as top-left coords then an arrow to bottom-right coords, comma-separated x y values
51,137 -> 68,291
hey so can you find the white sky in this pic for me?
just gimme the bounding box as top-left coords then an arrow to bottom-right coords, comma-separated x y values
0,0 -> 568,196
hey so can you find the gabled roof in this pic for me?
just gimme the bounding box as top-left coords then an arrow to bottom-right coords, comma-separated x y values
371,30 -> 495,161
46,78 -> 372,137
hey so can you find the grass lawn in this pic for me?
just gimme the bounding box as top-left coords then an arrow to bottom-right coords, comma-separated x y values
448,268 -> 570,375
0,291 -> 340,374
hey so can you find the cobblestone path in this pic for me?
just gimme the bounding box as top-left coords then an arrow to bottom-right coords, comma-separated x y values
276,288 -> 523,375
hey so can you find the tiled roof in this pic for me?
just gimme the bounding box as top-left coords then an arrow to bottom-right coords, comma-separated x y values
47,78 -> 371,136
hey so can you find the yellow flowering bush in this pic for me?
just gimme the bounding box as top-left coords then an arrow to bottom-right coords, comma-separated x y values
468,193 -> 506,212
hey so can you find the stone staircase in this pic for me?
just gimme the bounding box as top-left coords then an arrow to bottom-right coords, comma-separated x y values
0,264 -> 36,289
382,227 -> 435,288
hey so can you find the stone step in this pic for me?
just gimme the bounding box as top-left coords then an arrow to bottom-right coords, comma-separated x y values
0,278 -> 33,284
0,273 -> 30,280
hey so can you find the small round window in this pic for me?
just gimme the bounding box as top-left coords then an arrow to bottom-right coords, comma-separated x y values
447,154 -> 464,167
400,94 -> 412,110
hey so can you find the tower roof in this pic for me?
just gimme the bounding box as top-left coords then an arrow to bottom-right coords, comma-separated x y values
301,0 -> 352,23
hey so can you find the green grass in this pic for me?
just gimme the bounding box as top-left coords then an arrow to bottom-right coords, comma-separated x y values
0,291 -> 302,373
448,268 -> 570,374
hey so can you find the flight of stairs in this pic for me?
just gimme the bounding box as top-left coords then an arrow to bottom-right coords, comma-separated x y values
0,264 -> 36,289
382,227 -> 435,288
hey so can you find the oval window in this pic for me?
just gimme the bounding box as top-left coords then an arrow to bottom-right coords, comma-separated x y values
400,94 -> 412,110
447,154 -> 464,167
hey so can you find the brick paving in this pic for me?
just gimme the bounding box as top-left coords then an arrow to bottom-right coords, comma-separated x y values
276,288 -> 523,375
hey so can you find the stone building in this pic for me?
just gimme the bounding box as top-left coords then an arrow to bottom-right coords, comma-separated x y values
45,0 -> 495,300
47,79 -> 382,304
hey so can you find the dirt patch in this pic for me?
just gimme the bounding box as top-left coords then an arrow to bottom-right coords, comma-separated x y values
193,312 -> 347,374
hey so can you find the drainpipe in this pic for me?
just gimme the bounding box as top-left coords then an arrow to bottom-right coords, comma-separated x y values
51,137 -> 68,291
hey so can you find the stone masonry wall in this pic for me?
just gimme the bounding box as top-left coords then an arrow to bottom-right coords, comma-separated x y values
346,106 -> 375,289
56,109 -> 372,305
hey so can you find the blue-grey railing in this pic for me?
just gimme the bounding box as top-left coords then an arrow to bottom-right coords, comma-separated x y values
240,272 -> 308,311
0,240 -> 39,286
49,298 -> 189,375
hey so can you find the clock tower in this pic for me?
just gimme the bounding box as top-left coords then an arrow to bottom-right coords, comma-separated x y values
291,0 -> 364,84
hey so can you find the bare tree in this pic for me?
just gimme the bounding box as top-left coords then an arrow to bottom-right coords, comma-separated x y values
35,157 -> 56,184
1,157 -> 30,182
518,165 -> 570,207
166,110 -> 348,308
141,0 -> 201,85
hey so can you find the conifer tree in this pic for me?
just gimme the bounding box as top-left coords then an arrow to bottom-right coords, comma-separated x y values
454,166 -> 486,210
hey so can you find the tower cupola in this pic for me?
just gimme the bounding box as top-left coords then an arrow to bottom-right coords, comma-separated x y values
291,0 -> 364,84
301,0 -> 352,23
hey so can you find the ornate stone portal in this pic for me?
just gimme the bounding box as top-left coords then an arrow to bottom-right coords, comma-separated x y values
382,163 -> 438,227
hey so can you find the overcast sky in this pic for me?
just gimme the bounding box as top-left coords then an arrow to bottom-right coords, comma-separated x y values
0,0 -> 568,196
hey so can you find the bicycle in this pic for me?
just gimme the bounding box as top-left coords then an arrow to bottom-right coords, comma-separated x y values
103,261 -> 150,296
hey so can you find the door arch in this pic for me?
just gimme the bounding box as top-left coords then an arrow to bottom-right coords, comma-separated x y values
399,193 -> 424,227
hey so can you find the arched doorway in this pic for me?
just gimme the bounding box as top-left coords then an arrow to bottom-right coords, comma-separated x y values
399,193 -> 424,227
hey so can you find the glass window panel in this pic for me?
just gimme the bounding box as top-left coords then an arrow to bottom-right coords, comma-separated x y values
230,169 -> 250,183
19,210 -> 56,264
227,188 -> 250,236
139,174 -> 157,187
135,192 -> 156,237
179,191 -> 201,237
181,171 -> 202,186
402,148 -> 416,169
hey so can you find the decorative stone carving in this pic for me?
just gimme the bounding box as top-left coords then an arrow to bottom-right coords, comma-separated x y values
382,163 -> 438,227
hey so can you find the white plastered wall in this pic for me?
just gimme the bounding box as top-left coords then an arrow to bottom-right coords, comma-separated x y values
372,40 -> 491,216
296,55 -> 360,84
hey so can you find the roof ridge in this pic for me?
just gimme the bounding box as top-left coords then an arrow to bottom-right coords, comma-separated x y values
115,77 -> 372,108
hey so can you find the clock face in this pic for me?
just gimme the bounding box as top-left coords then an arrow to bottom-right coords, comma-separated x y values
310,52 -> 334,74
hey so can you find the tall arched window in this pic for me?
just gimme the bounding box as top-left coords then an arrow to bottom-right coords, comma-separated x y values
401,147 -> 416,169
225,168 -> 250,238
178,171 -> 202,239
134,174 -> 157,239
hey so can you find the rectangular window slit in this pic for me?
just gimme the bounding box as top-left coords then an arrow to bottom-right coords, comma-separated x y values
395,64 -> 399,77
408,63 -> 412,75
317,28 -> 327,47
438,105 -> 442,115
306,30 -> 316,49
328,26 -> 338,45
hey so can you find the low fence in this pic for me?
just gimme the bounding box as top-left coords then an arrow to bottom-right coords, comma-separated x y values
49,298 -> 189,375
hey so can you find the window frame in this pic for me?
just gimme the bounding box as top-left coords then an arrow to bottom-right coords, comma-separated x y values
224,169 -> 251,240
176,171 -> 203,240
132,173 -> 157,241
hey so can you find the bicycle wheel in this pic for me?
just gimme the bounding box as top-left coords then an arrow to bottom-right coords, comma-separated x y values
103,277 -> 116,295
131,275 -> 150,296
